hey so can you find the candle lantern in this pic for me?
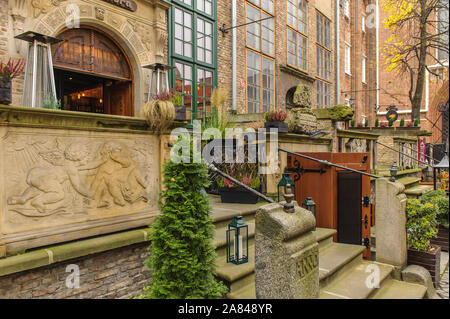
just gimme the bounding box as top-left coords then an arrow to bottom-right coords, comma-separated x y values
15,31 -> 62,108
226,216 -> 248,265
143,63 -> 175,100
302,197 -> 317,231
277,173 -> 295,202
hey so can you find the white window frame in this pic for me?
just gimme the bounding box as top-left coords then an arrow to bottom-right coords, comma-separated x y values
362,55 -> 367,83
344,0 -> 350,18
362,14 -> 366,33
345,42 -> 351,75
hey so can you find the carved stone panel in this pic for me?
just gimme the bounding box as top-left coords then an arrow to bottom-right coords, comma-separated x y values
0,127 -> 159,236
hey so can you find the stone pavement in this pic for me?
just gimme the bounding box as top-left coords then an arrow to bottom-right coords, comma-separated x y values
437,252 -> 449,299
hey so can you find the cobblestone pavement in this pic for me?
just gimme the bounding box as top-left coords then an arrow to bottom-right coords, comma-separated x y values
437,252 -> 449,299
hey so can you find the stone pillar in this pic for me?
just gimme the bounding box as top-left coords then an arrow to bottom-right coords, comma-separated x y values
255,192 -> 319,299
375,178 -> 407,268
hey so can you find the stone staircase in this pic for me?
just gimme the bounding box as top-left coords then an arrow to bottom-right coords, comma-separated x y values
211,197 -> 428,299
376,168 -> 433,199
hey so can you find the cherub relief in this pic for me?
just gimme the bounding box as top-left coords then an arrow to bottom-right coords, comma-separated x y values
7,142 -> 94,214
80,141 -> 149,209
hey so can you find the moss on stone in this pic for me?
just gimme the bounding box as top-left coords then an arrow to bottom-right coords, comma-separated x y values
328,104 -> 355,121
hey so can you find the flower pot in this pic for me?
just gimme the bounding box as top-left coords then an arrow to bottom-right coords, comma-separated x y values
0,77 -> 12,105
219,187 -> 260,204
407,245 -> 441,287
264,121 -> 288,133
174,104 -> 186,121
431,225 -> 449,252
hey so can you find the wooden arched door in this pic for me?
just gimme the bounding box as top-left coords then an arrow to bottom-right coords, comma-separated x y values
52,27 -> 133,116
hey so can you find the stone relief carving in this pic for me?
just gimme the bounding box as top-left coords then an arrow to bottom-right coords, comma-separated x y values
155,27 -> 168,60
4,135 -> 156,226
345,138 -> 367,153
31,0 -> 67,18
95,7 -> 105,21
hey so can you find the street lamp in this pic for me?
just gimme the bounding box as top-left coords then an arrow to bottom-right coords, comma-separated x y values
226,216 -> 248,265
143,63 -> 175,100
433,153 -> 449,191
302,197 -> 317,231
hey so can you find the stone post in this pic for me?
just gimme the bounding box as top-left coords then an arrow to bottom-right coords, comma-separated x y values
375,178 -> 407,269
255,189 -> 319,299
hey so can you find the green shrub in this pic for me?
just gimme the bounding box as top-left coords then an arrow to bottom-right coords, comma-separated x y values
414,118 -> 420,127
419,190 -> 449,229
388,118 -> 395,127
351,119 -> 356,127
375,118 -> 379,127
406,199 -> 439,251
365,119 -> 369,127
140,139 -> 227,299
400,118 -> 405,127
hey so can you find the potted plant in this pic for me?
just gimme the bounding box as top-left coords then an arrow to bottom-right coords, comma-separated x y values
380,121 -> 389,128
0,58 -> 25,105
264,109 -> 288,133
217,163 -> 261,204
400,118 -> 405,127
406,199 -> 441,287
421,190 -> 449,252
168,88 -> 186,121
375,118 -> 380,128
414,118 -> 420,128
365,119 -> 369,128
350,119 -> 356,128
388,118 -> 395,127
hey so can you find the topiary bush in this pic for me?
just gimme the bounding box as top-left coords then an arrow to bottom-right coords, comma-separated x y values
140,138 -> 227,299
406,199 -> 439,251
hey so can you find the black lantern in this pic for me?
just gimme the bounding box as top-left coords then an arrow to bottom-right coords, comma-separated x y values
226,216 -> 248,265
389,162 -> 398,182
302,197 -> 317,231
278,173 -> 295,202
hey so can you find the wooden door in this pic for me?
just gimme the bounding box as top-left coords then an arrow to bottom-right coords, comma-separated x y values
287,152 -> 372,259
107,81 -> 132,116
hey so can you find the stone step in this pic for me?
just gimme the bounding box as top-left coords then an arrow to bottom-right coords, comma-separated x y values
397,177 -> 421,189
370,278 -> 427,299
319,243 -> 367,286
319,261 -> 394,299
313,228 -> 337,250
211,196 -> 263,229
404,184 -> 434,198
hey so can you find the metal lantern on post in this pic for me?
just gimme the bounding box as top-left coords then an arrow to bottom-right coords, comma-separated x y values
433,153 -> 449,191
226,216 -> 248,265
302,197 -> 317,231
15,31 -> 61,108
277,173 -> 295,202
389,162 -> 398,182
143,63 -> 175,101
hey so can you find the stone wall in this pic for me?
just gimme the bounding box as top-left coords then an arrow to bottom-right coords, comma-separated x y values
0,241 -> 151,299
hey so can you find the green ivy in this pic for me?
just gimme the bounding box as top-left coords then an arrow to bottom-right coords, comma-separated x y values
139,138 -> 228,299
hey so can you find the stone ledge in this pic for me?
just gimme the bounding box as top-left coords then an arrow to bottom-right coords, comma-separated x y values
0,104 -> 185,133
0,227 -> 152,277
337,129 -> 380,140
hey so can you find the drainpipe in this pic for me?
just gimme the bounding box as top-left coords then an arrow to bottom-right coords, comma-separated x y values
376,0 -> 380,114
336,0 -> 340,105
232,0 -> 237,112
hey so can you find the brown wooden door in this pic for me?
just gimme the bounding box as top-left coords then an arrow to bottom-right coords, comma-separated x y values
106,81 -> 132,116
287,152 -> 372,259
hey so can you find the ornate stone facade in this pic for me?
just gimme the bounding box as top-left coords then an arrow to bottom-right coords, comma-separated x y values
3,0 -> 170,113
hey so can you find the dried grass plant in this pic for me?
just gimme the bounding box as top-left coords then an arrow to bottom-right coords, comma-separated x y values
141,99 -> 175,133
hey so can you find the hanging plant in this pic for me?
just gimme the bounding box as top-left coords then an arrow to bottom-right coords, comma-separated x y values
0,58 -> 25,105
141,91 -> 176,133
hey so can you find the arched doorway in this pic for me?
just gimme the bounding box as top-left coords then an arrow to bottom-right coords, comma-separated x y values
51,26 -> 134,116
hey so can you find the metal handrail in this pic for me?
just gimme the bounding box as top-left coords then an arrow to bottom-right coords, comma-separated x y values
278,148 -> 381,179
375,140 -> 432,168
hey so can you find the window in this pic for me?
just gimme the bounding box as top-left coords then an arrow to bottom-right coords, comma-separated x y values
246,1 -> 275,113
362,55 -> 367,83
344,0 -> 350,18
170,0 -> 217,121
437,0 -> 449,61
317,80 -> 330,109
345,43 -> 351,75
287,0 -> 307,71
362,14 -> 366,33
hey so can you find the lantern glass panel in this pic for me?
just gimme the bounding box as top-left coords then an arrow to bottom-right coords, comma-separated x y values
150,70 -> 158,98
160,71 -> 169,94
226,228 -> 236,263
